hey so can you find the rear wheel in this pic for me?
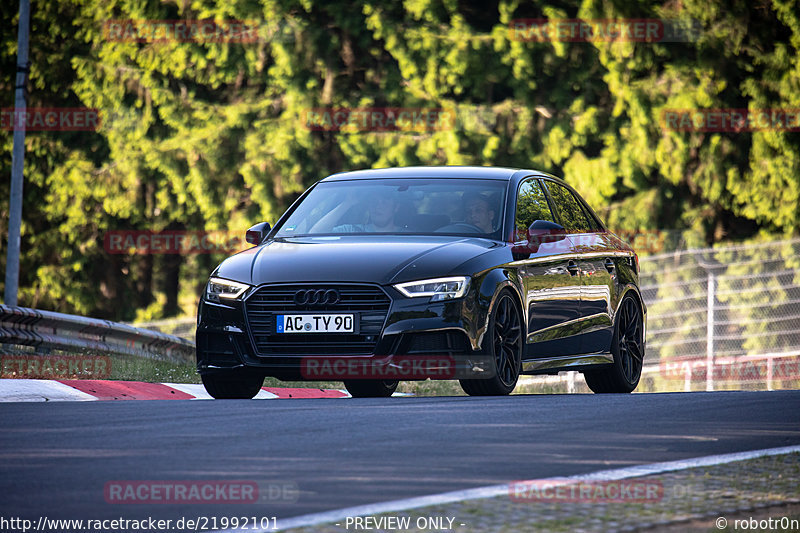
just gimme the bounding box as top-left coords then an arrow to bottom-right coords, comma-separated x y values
201,372 -> 264,399
584,294 -> 644,393
460,291 -> 523,396
344,380 -> 398,398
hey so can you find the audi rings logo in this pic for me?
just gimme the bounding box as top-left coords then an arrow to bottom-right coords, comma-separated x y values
294,289 -> 341,307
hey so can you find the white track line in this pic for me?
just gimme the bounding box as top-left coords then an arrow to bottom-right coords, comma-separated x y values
162,383 -> 280,400
219,444 -> 800,532
160,383 -> 214,399
0,379 -> 97,402
254,388 -> 282,400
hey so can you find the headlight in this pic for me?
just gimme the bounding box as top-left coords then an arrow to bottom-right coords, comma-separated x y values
205,277 -> 251,302
394,276 -> 470,302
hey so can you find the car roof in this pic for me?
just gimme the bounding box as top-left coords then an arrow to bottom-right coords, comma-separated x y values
322,166 -> 548,182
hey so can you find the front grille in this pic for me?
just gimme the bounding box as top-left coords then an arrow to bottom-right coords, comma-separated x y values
244,284 -> 391,355
197,332 -> 241,366
400,331 -> 470,355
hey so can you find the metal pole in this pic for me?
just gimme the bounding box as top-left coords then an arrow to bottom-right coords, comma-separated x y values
5,0 -> 30,306
706,271 -> 715,391
684,362 -> 691,392
766,356 -> 773,391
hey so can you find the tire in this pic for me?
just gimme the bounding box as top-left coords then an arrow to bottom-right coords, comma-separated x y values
584,294 -> 645,393
201,372 -> 264,399
343,380 -> 399,398
459,290 -> 523,396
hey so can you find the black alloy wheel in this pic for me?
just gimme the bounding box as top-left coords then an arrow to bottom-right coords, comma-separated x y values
460,290 -> 523,396
584,294 -> 644,393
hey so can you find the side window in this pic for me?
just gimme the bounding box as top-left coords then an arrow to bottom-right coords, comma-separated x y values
578,202 -> 602,232
545,182 -> 594,233
515,179 -> 555,237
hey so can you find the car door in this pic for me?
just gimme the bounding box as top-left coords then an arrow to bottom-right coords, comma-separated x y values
542,180 -> 615,355
512,178 -> 583,358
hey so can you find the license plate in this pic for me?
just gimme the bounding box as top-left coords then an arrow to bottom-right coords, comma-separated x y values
276,314 -> 356,333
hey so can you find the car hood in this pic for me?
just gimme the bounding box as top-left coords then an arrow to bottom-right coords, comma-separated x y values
213,236 -> 500,285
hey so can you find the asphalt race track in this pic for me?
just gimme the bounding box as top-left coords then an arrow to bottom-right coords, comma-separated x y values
1,390 -> 799,528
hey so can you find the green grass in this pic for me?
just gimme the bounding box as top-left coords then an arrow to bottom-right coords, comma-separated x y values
108,355 -> 201,384
397,379 -> 465,396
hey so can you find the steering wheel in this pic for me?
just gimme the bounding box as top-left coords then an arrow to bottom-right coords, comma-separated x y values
434,223 -> 484,233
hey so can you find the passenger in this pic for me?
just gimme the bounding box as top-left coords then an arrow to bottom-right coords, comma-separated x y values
325,189 -> 400,233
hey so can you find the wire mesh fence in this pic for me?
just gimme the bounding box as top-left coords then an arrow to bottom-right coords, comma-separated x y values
523,237 -> 800,392
641,238 -> 800,362
638,237 -> 800,391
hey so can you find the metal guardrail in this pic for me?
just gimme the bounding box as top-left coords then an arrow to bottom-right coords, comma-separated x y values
0,305 -> 195,363
129,316 -> 197,339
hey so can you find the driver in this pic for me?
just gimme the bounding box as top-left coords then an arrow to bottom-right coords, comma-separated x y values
332,190 -> 400,233
463,192 -> 497,233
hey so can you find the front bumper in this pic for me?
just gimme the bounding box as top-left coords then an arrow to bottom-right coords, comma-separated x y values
196,282 -> 490,380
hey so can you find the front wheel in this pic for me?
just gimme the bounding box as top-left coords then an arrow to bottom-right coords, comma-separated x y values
201,372 -> 265,399
584,294 -> 644,393
343,380 -> 398,398
460,291 -> 523,396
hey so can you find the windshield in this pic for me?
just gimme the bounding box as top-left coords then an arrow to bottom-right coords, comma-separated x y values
274,178 -> 507,239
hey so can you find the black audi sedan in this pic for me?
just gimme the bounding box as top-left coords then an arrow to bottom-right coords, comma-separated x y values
196,166 -> 646,398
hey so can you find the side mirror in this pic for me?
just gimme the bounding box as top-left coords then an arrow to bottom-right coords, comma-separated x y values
528,219 -> 567,244
511,220 -> 566,260
245,222 -> 271,245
